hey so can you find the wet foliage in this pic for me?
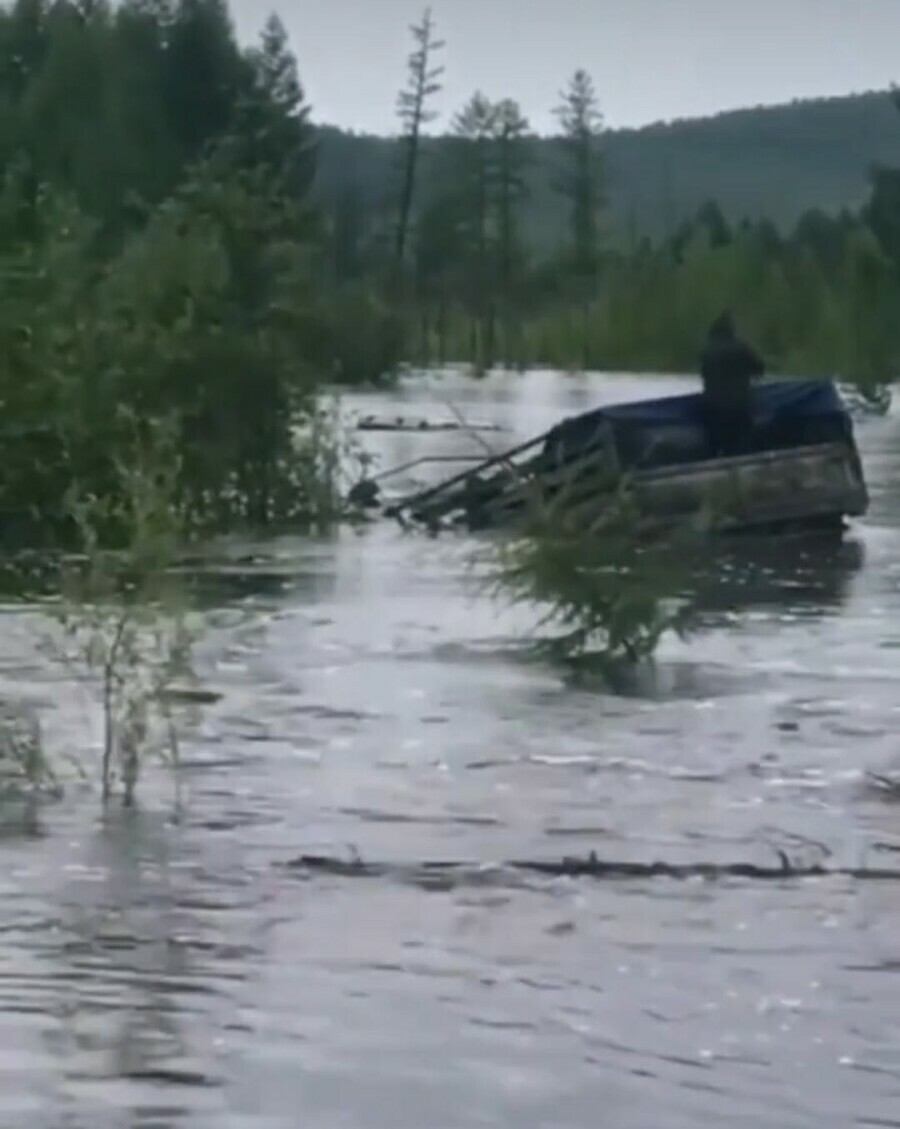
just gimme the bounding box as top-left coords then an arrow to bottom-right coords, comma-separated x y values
0,0 -> 398,552
43,418 -> 200,805
484,480 -> 702,672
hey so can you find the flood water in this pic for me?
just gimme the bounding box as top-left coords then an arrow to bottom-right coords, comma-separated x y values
2,369 -> 900,1128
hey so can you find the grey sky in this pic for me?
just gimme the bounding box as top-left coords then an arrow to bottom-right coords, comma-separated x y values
229,0 -> 900,136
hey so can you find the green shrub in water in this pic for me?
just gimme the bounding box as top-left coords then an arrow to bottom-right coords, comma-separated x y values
48,416 -> 201,807
482,468 -> 712,672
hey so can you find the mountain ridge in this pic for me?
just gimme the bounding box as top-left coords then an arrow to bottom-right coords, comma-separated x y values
313,88 -> 900,246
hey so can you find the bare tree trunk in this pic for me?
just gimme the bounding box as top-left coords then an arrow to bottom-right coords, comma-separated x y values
394,9 -> 444,270
395,132 -> 420,267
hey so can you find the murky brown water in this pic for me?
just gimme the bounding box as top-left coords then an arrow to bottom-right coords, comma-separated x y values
2,369 -> 900,1128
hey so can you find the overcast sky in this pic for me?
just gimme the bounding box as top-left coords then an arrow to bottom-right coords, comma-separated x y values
228,0 -> 900,136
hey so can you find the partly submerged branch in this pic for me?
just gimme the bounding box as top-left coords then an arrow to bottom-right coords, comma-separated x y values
285,850 -> 900,887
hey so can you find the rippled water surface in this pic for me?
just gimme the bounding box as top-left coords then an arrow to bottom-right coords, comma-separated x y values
3,369 -> 900,1128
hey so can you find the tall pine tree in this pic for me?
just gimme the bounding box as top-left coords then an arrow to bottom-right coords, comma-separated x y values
233,13 -> 315,197
554,69 -> 604,283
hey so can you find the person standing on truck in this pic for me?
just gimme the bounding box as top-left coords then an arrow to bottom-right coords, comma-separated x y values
699,311 -> 765,456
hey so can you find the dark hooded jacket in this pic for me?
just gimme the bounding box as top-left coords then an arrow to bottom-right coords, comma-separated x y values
700,313 -> 765,418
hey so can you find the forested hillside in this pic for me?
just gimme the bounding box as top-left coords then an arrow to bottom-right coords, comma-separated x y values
315,91 -> 900,247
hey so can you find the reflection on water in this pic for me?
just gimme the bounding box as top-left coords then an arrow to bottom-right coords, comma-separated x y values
688,534 -> 866,619
1,369 -> 900,1128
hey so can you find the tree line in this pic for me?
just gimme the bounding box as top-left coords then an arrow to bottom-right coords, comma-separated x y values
324,7 -> 900,384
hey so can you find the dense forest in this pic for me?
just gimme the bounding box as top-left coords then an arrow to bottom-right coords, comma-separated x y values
0,0 -> 360,542
1,0 -> 900,546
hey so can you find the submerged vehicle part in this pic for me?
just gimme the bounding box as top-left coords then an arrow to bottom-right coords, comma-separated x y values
382,379 -> 869,535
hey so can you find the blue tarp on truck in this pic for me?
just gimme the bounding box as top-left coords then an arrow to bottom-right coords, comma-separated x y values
544,379 -> 855,471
